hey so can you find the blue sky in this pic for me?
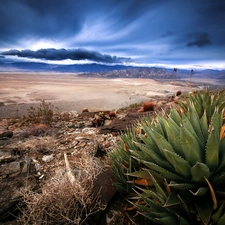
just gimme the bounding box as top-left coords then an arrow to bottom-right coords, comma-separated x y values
0,0 -> 225,70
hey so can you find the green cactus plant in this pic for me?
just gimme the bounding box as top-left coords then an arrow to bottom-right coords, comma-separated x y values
110,90 -> 225,225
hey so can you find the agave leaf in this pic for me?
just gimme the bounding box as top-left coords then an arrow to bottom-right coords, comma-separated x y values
177,215 -> 191,225
135,186 -> 166,204
211,201 -> 225,224
209,108 -> 222,134
126,170 -> 152,181
205,127 -> 220,171
140,160 -> 188,182
217,139 -> 225,172
163,193 -> 180,207
181,113 -> 205,150
194,196 -> 213,225
132,190 -> 166,212
212,171 -> 225,185
202,89 -> 212,119
168,181 -> 197,191
149,128 -> 175,156
211,90 -> 220,111
169,108 -> 182,125
188,101 -> 205,144
191,92 -> 203,117
191,162 -> 211,183
157,216 -> 179,225
216,191 -> 225,197
164,149 -> 191,178
180,124 -> 202,165
218,101 -> 225,114
164,119 -> 184,158
218,212 -> 225,225
176,99 -> 188,112
189,187 -> 208,196
157,115 -> 168,139
200,110 -> 208,143
177,194 -> 192,221
147,170 -> 167,200
132,141 -> 174,171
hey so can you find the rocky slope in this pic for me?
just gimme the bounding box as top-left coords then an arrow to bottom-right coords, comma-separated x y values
0,97 -> 175,225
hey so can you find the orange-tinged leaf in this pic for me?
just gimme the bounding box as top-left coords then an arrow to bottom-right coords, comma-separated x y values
220,125 -> 225,140
133,178 -> 149,186
124,144 -> 128,152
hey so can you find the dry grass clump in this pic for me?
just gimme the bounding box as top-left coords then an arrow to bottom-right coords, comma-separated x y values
17,152 -> 105,225
10,136 -> 57,156
22,99 -> 58,125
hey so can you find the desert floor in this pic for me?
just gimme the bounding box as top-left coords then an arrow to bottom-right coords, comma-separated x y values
0,72 -> 224,118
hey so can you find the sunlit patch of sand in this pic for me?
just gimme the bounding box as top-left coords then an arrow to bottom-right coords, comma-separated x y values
0,72 -> 224,118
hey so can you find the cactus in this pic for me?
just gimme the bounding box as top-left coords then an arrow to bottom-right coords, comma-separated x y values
110,90 -> 225,224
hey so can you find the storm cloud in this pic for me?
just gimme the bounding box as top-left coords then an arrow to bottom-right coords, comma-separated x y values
1,48 -> 131,63
0,0 -> 225,69
186,33 -> 212,48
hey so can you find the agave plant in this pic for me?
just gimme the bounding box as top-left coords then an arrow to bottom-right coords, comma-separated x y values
110,90 -> 225,225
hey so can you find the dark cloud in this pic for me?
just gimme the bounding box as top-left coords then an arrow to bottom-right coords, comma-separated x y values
161,31 -> 174,38
0,0 -> 224,68
186,32 -> 212,48
1,48 -> 131,63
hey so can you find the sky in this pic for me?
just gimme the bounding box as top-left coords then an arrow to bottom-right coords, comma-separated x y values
0,0 -> 225,70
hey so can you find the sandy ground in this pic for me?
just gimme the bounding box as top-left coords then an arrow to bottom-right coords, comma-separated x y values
0,72 -> 224,118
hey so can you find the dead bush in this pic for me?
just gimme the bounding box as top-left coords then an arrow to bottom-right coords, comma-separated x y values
17,167 -> 105,224
23,100 -> 57,125
9,136 -> 57,156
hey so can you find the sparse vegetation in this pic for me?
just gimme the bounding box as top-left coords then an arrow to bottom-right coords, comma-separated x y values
17,151 -> 105,225
110,90 -> 225,224
23,99 -> 58,125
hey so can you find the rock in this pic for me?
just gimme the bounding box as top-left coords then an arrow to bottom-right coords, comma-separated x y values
176,90 -> 182,96
0,131 -> 13,139
99,111 -> 150,134
108,111 -> 116,118
42,154 -> 54,163
0,161 -> 21,177
0,150 -> 13,163
0,175 -> 37,222
82,108 -> 89,113
143,101 -> 154,112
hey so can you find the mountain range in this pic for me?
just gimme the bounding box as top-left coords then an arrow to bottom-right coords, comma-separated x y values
0,60 -> 225,79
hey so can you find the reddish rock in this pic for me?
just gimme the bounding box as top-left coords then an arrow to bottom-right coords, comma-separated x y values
108,111 -> 116,118
143,101 -> 154,112
82,108 -> 89,113
176,90 -> 182,96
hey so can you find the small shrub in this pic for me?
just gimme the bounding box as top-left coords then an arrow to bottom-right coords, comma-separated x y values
17,151 -> 105,224
24,100 -> 57,125
17,168 -> 104,225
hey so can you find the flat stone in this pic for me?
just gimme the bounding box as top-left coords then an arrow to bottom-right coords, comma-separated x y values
0,161 -> 21,176
0,150 -> 12,163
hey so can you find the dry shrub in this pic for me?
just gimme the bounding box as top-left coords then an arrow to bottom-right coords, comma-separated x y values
23,100 -> 57,125
17,153 -> 105,225
11,136 -> 57,155
29,124 -> 49,136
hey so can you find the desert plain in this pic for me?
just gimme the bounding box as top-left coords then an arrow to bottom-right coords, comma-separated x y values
0,72 -> 224,118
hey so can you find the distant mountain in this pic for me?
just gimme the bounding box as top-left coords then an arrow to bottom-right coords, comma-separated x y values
0,60 -> 225,79
80,67 -> 173,79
